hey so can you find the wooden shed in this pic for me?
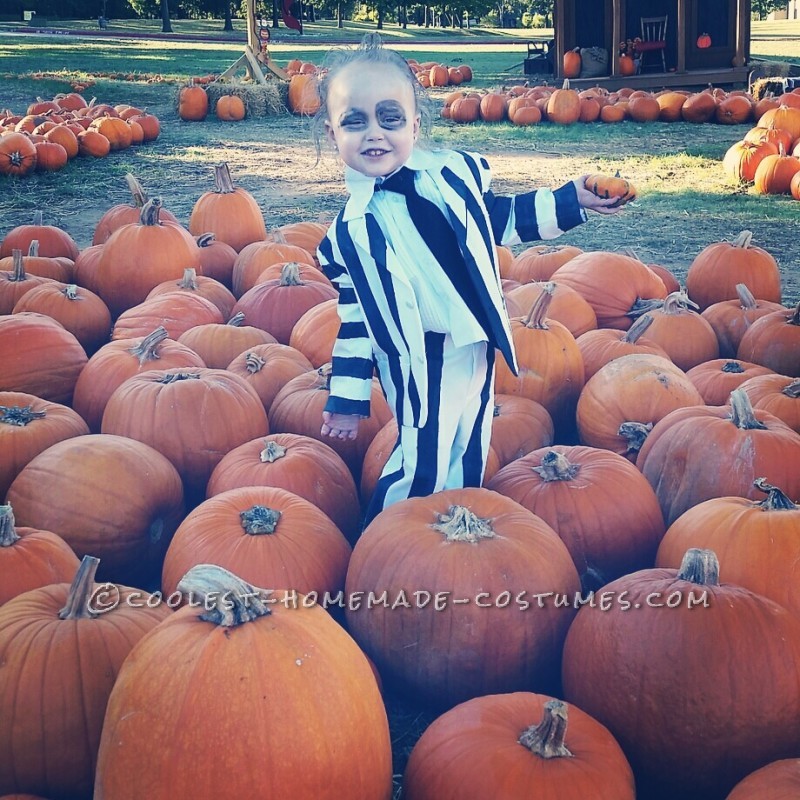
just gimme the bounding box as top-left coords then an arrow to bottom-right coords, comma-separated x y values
552,0 -> 751,88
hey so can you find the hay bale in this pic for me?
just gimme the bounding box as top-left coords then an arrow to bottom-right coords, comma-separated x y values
751,77 -> 788,101
175,79 -> 289,119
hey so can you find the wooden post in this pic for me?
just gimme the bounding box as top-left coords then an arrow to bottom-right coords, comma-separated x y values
246,0 -> 259,55
733,0 -> 747,67
676,0 -> 686,72
611,0 -> 622,76
554,0 -> 566,80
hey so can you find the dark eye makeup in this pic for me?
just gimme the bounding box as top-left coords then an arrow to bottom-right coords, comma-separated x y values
337,100 -> 408,130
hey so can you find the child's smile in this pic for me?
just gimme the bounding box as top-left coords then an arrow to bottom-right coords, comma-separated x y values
325,63 -> 420,178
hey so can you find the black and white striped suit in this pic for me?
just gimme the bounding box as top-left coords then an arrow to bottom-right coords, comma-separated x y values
318,148 -> 587,522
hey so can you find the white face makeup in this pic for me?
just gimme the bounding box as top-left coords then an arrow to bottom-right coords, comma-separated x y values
325,62 -> 420,178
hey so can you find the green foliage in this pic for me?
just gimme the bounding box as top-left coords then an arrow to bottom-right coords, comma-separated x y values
751,0 -> 785,18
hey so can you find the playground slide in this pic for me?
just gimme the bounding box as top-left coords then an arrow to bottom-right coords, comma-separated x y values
281,0 -> 302,32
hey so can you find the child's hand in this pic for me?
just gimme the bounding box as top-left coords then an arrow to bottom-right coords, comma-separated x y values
573,177 -> 625,215
321,411 -> 360,440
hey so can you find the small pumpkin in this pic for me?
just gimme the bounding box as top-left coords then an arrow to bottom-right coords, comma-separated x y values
215,94 -> 246,121
0,132 -> 37,177
737,301 -> 800,376
584,172 -> 637,207
178,81 -> 209,121
738,373 -> 800,433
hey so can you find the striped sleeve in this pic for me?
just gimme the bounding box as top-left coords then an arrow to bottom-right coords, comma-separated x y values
318,234 -> 375,418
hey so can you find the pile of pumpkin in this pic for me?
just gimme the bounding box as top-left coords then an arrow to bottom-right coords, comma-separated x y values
722,99 -> 800,197
443,79 -> 798,125
410,59 -> 473,88
1,162 -> 800,800
178,80 -> 250,122
0,93 -> 161,175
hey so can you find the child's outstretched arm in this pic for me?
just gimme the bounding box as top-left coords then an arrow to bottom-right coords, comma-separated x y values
321,411 -> 360,440
572,177 -> 626,215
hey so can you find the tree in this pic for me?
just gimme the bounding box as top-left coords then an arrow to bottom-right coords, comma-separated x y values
161,0 -> 172,31
751,0 -> 784,18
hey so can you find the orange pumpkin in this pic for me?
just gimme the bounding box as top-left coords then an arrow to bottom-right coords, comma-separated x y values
176,312 -> 275,370
685,358 -> 773,405
727,758 -> 800,800
215,94 -> 246,121
287,73 -> 320,115
737,302 -> 800,376
753,150 -> 800,194
546,80 -> 581,125
739,373 -> 800,433
584,172 -> 637,207
0,211 -> 79,261
0,132 -> 37,176
722,139 -> 778,183
287,297 -> 340,368
563,48 -> 582,79
178,82 -> 209,121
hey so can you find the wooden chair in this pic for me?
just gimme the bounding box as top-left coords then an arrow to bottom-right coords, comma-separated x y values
638,15 -> 668,73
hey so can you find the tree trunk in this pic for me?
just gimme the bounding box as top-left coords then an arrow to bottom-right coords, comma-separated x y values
337,1 -> 343,27
272,0 -> 280,28
402,1 -> 407,27
377,4 -> 383,28
223,0 -> 233,31
424,4 -> 429,26
161,0 -> 172,32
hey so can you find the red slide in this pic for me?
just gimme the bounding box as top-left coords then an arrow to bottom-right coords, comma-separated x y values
281,0 -> 302,32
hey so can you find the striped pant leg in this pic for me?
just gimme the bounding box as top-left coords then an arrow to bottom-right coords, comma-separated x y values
364,334 -> 493,525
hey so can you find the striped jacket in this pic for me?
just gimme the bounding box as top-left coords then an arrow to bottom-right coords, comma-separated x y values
317,148 -> 587,428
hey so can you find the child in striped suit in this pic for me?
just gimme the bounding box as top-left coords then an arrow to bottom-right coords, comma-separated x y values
315,35 -> 622,526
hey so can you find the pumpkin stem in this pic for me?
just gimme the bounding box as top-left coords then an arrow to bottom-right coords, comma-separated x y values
618,421 -> 654,455
58,555 -> 101,620
622,247 -> 643,262
63,284 -> 80,301
522,282 -> 555,329
531,450 -> 579,481
213,162 -> 236,194
432,505 -> 496,543
621,313 -> 654,343
677,548 -> 720,586
130,326 -> 170,365
729,388 -> 767,430
626,297 -> 665,317
0,403 -> 47,427
661,291 -> 699,315
178,268 -> 199,290
196,232 -> 216,248
519,700 -> 573,759
157,371 -> 202,384
177,564 -> 272,626
782,379 -> 800,399
139,198 -> 163,227
260,440 -> 287,463
318,363 -> 333,392
279,262 -> 305,286
27,240 -> 40,258
8,250 -> 27,282
732,230 -> 753,250
245,352 -> 266,373
562,79 -> 571,90
32,210 -> 43,226
240,505 -> 281,535
754,478 -> 797,511
227,312 -> 245,327
124,173 -> 149,208
735,283 -> 757,310
790,301 -> 800,326
0,504 -> 21,547
721,360 -> 745,374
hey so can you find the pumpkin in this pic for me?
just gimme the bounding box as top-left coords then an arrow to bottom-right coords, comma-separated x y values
681,91 -> 718,122
206,433 -> 360,541
12,283 -> 112,355
579,97 -> 601,123
562,548 -> 800,800
723,139 -> 779,183
111,292 -> 224,342
494,284 -> 585,437
656,479 -> 800,616
215,94 -> 246,121
95,198 -> 202,317
506,281 -> 597,338
178,81 -> 208,121
450,97 -> 480,123
93,173 -> 178,246
563,48 -> 582,78
225,341 -> 313,415
89,116 -> 132,150
72,327 -> 205,433
744,123 -> 794,154
403,694 -> 635,800
256,259 -> 331,287
188,163 -> 267,252
727,758 -> 800,800
0,504 -> 79,606
600,103 -> 627,123
275,221 -> 328,256
552,251 -> 668,330
33,141 -> 67,172
697,32 -> 712,48
488,393 -> 554,469
686,359 -> 773,405
583,172 -> 637,207
619,54 -> 636,76
658,92 -> 688,122
505,244 -> 583,283
146,267 -> 236,320
177,313 -> 276,369
232,241 -> 315,298
639,291 -> 719,371
94,565 -> 392,799
77,129 -> 111,157
0,313 -> 87,406
637,389 -> 800,526
128,111 -> 160,141
0,132 -> 37,177
0,250 -> 54,315
72,244 -> 104,293
510,104 -> 542,126
101,367 -> 268,499
232,262 -> 338,345
479,92 -> 506,122
546,79 -> 581,125
0,210 -> 79,261
7,435 -> 184,583
345,487 -> 580,708
0,556 -> 171,799
738,374 -> 800,433
758,104 -> 800,140
0,240 -> 74,283
792,169 -> 800,200
287,73 -> 321,115
702,283 -> 786,358
576,353 -> 704,461
716,94 -> 753,124
627,94 -> 661,122
269,365 -> 392,481
576,313 -> 670,381
488,446 -> 665,590
737,301 -> 800,376
686,230 -> 781,311
195,232 -> 238,288
753,149 -> 800,194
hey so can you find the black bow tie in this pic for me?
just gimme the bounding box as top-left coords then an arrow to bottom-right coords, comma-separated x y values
375,167 -> 416,196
